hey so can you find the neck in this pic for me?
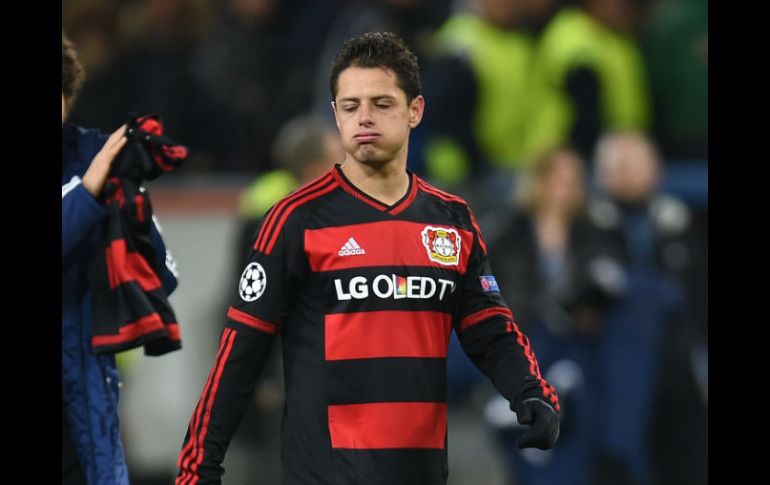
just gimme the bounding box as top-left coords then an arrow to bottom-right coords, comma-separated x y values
339,156 -> 409,206
534,210 -> 570,253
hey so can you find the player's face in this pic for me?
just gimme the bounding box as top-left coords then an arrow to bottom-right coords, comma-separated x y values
332,67 -> 424,167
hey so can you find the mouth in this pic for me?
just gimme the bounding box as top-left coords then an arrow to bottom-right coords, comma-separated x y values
353,133 -> 381,143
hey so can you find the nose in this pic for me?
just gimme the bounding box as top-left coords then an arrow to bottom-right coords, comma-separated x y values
358,103 -> 374,127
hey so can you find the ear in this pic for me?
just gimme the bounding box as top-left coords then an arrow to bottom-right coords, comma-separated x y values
408,95 -> 425,128
331,101 -> 341,130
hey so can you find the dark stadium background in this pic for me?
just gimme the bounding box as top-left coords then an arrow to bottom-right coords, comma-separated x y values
63,1 -> 707,484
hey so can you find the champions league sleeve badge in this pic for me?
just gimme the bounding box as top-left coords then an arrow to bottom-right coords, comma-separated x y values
239,262 -> 267,302
421,226 -> 461,266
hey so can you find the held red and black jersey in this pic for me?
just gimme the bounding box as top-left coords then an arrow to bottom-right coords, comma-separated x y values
176,165 -> 559,485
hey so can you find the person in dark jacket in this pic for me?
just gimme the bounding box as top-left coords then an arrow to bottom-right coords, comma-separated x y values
589,131 -> 707,485
486,147 -> 626,485
62,32 -> 179,485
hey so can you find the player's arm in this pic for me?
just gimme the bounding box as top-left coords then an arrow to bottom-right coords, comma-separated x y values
176,212 -> 302,484
454,208 -> 560,450
176,323 -> 276,484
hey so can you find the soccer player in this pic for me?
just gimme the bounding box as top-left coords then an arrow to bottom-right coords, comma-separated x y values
176,32 -> 560,485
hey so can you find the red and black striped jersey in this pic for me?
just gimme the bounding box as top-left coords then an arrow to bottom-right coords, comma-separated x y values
176,165 -> 559,485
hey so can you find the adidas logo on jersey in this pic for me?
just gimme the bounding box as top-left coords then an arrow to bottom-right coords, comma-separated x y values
338,237 -> 366,256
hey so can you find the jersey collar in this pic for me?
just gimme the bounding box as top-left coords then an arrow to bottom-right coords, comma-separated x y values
332,164 -> 418,216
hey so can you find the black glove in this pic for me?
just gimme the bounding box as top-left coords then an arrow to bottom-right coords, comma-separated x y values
513,397 -> 560,450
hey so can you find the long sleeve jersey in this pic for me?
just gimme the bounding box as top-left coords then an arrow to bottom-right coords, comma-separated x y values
177,165 -> 558,485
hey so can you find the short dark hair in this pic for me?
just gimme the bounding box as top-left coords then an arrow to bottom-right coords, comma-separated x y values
329,32 -> 421,103
62,32 -> 85,105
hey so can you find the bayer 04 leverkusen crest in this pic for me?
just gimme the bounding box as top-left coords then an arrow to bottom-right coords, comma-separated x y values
421,226 -> 462,266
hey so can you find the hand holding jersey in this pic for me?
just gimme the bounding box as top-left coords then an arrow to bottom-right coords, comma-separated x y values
81,124 -> 127,197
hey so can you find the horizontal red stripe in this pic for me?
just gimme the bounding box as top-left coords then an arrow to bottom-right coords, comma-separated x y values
165,323 -> 181,341
305,221 -> 473,273
227,307 -> 278,334
106,239 -> 162,291
325,311 -> 452,360
91,313 -> 164,346
328,402 -> 446,449
135,194 -> 145,224
458,306 -> 513,332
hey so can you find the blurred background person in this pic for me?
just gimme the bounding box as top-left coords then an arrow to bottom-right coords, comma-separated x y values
418,0 -> 561,206
640,0 -> 707,160
235,115 -> 344,263
63,31 -> 180,485
483,147 -> 626,485
191,0 -> 303,173
588,130 -> 707,485
63,31 -> 131,485
62,0 -> 129,132
66,0 -> 219,172
522,0 -> 652,163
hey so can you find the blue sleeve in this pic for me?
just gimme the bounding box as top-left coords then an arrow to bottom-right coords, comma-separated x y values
150,214 -> 179,295
62,176 -> 108,268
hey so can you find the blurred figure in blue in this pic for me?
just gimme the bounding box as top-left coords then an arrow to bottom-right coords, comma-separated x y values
62,32 -> 179,485
483,147 -> 625,485
589,131 -> 707,485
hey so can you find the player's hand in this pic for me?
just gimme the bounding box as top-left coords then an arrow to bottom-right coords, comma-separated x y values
513,397 -> 560,450
82,124 -> 128,197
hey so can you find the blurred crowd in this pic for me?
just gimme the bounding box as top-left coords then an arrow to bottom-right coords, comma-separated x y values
63,0 -> 706,175
63,0 -> 707,484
